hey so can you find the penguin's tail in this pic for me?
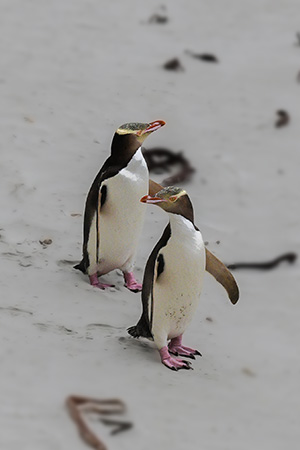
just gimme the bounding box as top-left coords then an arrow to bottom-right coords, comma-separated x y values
127,317 -> 153,339
127,325 -> 140,338
73,259 -> 86,273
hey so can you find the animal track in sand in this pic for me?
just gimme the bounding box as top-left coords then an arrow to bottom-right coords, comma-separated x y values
33,322 -> 121,340
86,323 -> 123,330
33,323 -> 78,335
57,259 -> 80,267
0,306 -> 33,316
1,236 -> 51,268
2,250 -> 33,268
119,336 -> 152,352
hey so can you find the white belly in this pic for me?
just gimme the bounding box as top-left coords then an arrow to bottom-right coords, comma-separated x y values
98,149 -> 149,274
151,217 -> 206,348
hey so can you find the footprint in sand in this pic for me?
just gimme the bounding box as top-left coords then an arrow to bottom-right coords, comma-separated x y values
0,306 -> 33,316
33,323 -> 78,335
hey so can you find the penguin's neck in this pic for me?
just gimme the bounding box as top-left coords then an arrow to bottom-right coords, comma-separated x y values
119,147 -> 148,182
127,147 -> 144,170
167,196 -> 195,225
168,213 -> 196,236
110,133 -> 140,166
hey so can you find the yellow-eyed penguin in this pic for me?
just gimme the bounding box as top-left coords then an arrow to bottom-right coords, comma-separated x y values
128,187 -> 239,370
148,179 -> 241,303
75,120 -> 165,291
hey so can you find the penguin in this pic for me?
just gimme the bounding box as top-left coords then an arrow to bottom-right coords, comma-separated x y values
148,179 -> 240,304
75,120 -> 165,291
128,186 -> 239,370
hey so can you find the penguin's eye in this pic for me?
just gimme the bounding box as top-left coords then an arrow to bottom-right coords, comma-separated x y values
169,196 -> 178,203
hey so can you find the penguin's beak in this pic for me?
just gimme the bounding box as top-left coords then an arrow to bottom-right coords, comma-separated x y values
140,195 -> 166,204
142,120 -> 166,135
136,120 -> 165,143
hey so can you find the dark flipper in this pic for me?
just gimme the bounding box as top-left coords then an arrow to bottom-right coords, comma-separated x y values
78,158 -> 126,275
149,178 -> 164,197
206,249 -> 239,304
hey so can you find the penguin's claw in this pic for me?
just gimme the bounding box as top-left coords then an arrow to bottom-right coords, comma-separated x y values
159,346 -> 193,371
163,357 -> 192,371
125,283 -> 143,293
168,338 -> 202,359
169,349 -> 197,360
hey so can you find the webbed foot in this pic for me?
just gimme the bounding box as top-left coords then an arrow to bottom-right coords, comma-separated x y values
159,346 -> 192,371
123,272 -> 142,292
89,274 -> 114,290
168,335 -> 202,359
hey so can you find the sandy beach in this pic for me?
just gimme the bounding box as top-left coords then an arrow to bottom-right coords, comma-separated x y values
1,1 -> 299,449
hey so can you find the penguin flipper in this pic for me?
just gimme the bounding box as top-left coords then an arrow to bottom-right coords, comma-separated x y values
149,178 -> 164,196
80,176 -> 106,277
77,158 -> 117,277
205,249 -> 239,304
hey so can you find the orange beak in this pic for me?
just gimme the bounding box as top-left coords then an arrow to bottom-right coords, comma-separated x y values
140,195 -> 166,204
140,120 -> 166,135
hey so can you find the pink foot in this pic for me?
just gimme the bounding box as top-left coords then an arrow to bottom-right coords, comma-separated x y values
168,335 -> 202,359
89,274 -> 114,290
123,272 -> 142,292
159,346 -> 192,371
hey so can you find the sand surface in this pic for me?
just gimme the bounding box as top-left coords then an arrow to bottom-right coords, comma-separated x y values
1,1 -> 299,449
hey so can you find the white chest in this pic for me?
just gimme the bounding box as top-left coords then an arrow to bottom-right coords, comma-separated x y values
152,216 -> 206,340
102,148 -> 148,226
98,148 -> 149,271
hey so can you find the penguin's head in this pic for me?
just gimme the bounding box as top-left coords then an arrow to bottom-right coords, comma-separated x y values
116,120 -> 166,144
141,186 -> 194,222
111,120 -> 165,160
